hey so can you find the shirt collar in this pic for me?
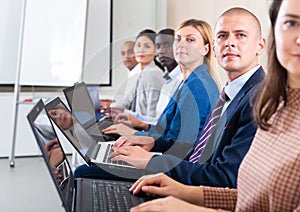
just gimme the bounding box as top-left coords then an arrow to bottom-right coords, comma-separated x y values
163,65 -> 183,81
224,65 -> 260,101
136,60 -> 157,71
169,66 -> 182,79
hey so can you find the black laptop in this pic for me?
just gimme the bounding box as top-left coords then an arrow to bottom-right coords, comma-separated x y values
63,82 -> 119,141
27,99 -> 154,212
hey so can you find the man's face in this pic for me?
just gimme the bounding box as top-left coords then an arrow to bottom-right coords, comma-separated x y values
121,42 -> 138,70
213,13 -> 265,81
155,34 -> 176,69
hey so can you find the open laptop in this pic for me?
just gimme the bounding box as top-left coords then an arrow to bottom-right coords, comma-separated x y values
45,97 -> 152,180
63,82 -> 119,141
27,99 -> 155,212
87,86 -> 102,120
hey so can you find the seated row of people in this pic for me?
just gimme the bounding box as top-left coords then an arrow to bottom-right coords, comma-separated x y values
75,5 -> 264,190
74,18 -> 223,180
54,1 -> 300,210
128,1 -> 300,210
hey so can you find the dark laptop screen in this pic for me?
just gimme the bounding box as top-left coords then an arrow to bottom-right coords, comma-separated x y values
63,82 -> 100,128
27,100 -> 74,212
87,86 -> 103,120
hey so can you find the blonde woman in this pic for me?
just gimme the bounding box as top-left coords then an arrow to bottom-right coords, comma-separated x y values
105,19 -> 219,144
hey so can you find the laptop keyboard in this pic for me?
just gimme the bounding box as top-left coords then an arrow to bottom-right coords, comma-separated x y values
103,144 -> 132,167
97,119 -> 113,130
88,123 -> 119,142
97,120 -> 120,141
92,180 -> 147,212
87,120 -> 120,141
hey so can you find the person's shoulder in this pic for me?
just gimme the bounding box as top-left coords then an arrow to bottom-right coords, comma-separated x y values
128,64 -> 141,77
249,66 -> 266,82
143,61 -> 160,70
169,66 -> 183,80
244,66 -> 266,93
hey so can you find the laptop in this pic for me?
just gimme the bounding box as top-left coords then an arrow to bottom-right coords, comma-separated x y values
27,99 -> 155,212
87,86 -> 102,120
63,82 -> 119,141
45,97 -> 152,180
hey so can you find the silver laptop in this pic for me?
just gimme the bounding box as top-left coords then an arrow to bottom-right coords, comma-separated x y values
45,97 -> 151,180
27,99 -> 154,212
63,82 -> 119,141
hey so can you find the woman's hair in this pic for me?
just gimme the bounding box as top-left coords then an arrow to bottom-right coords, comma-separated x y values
254,0 -> 287,131
176,18 -> 220,88
135,29 -> 157,44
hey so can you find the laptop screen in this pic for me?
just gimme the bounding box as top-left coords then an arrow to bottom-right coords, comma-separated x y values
87,86 -> 103,120
63,82 -> 101,128
27,100 -> 75,212
45,97 -> 99,162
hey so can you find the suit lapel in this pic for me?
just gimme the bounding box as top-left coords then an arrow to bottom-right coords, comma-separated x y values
223,67 -> 265,126
197,67 -> 265,163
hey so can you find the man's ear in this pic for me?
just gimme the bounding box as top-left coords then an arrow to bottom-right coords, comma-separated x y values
256,37 -> 266,56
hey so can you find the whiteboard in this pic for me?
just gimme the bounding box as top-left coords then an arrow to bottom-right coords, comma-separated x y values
0,0 -> 22,85
0,0 -> 111,87
19,0 -> 87,86
82,0 -> 111,85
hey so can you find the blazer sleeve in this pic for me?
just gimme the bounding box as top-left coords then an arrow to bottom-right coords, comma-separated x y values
134,85 -> 201,142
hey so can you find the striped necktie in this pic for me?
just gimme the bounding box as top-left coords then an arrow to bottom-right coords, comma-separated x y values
189,89 -> 228,163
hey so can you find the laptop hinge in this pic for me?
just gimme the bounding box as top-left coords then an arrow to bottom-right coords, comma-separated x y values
71,187 -> 76,212
90,143 -> 101,159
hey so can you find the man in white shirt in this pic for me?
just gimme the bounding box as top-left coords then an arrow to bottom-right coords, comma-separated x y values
155,29 -> 182,116
120,40 -> 138,74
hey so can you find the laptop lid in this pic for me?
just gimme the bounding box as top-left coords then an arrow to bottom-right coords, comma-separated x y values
27,99 -> 75,212
28,100 -> 151,211
63,82 -> 100,129
45,97 -> 149,180
45,97 -> 100,163
87,86 -> 103,120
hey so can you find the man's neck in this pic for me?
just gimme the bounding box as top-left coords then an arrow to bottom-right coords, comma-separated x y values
226,64 -> 260,82
165,61 -> 178,73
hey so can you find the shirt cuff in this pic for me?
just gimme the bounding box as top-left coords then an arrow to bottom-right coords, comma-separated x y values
202,186 -> 237,211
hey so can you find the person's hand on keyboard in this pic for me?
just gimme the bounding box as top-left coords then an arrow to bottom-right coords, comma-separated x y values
114,113 -> 149,131
129,173 -> 205,212
112,136 -> 155,151
109,146 -> 153,169
102,123 -> 137,136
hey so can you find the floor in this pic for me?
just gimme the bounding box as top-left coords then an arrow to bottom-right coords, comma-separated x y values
0,157 -> 66,212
